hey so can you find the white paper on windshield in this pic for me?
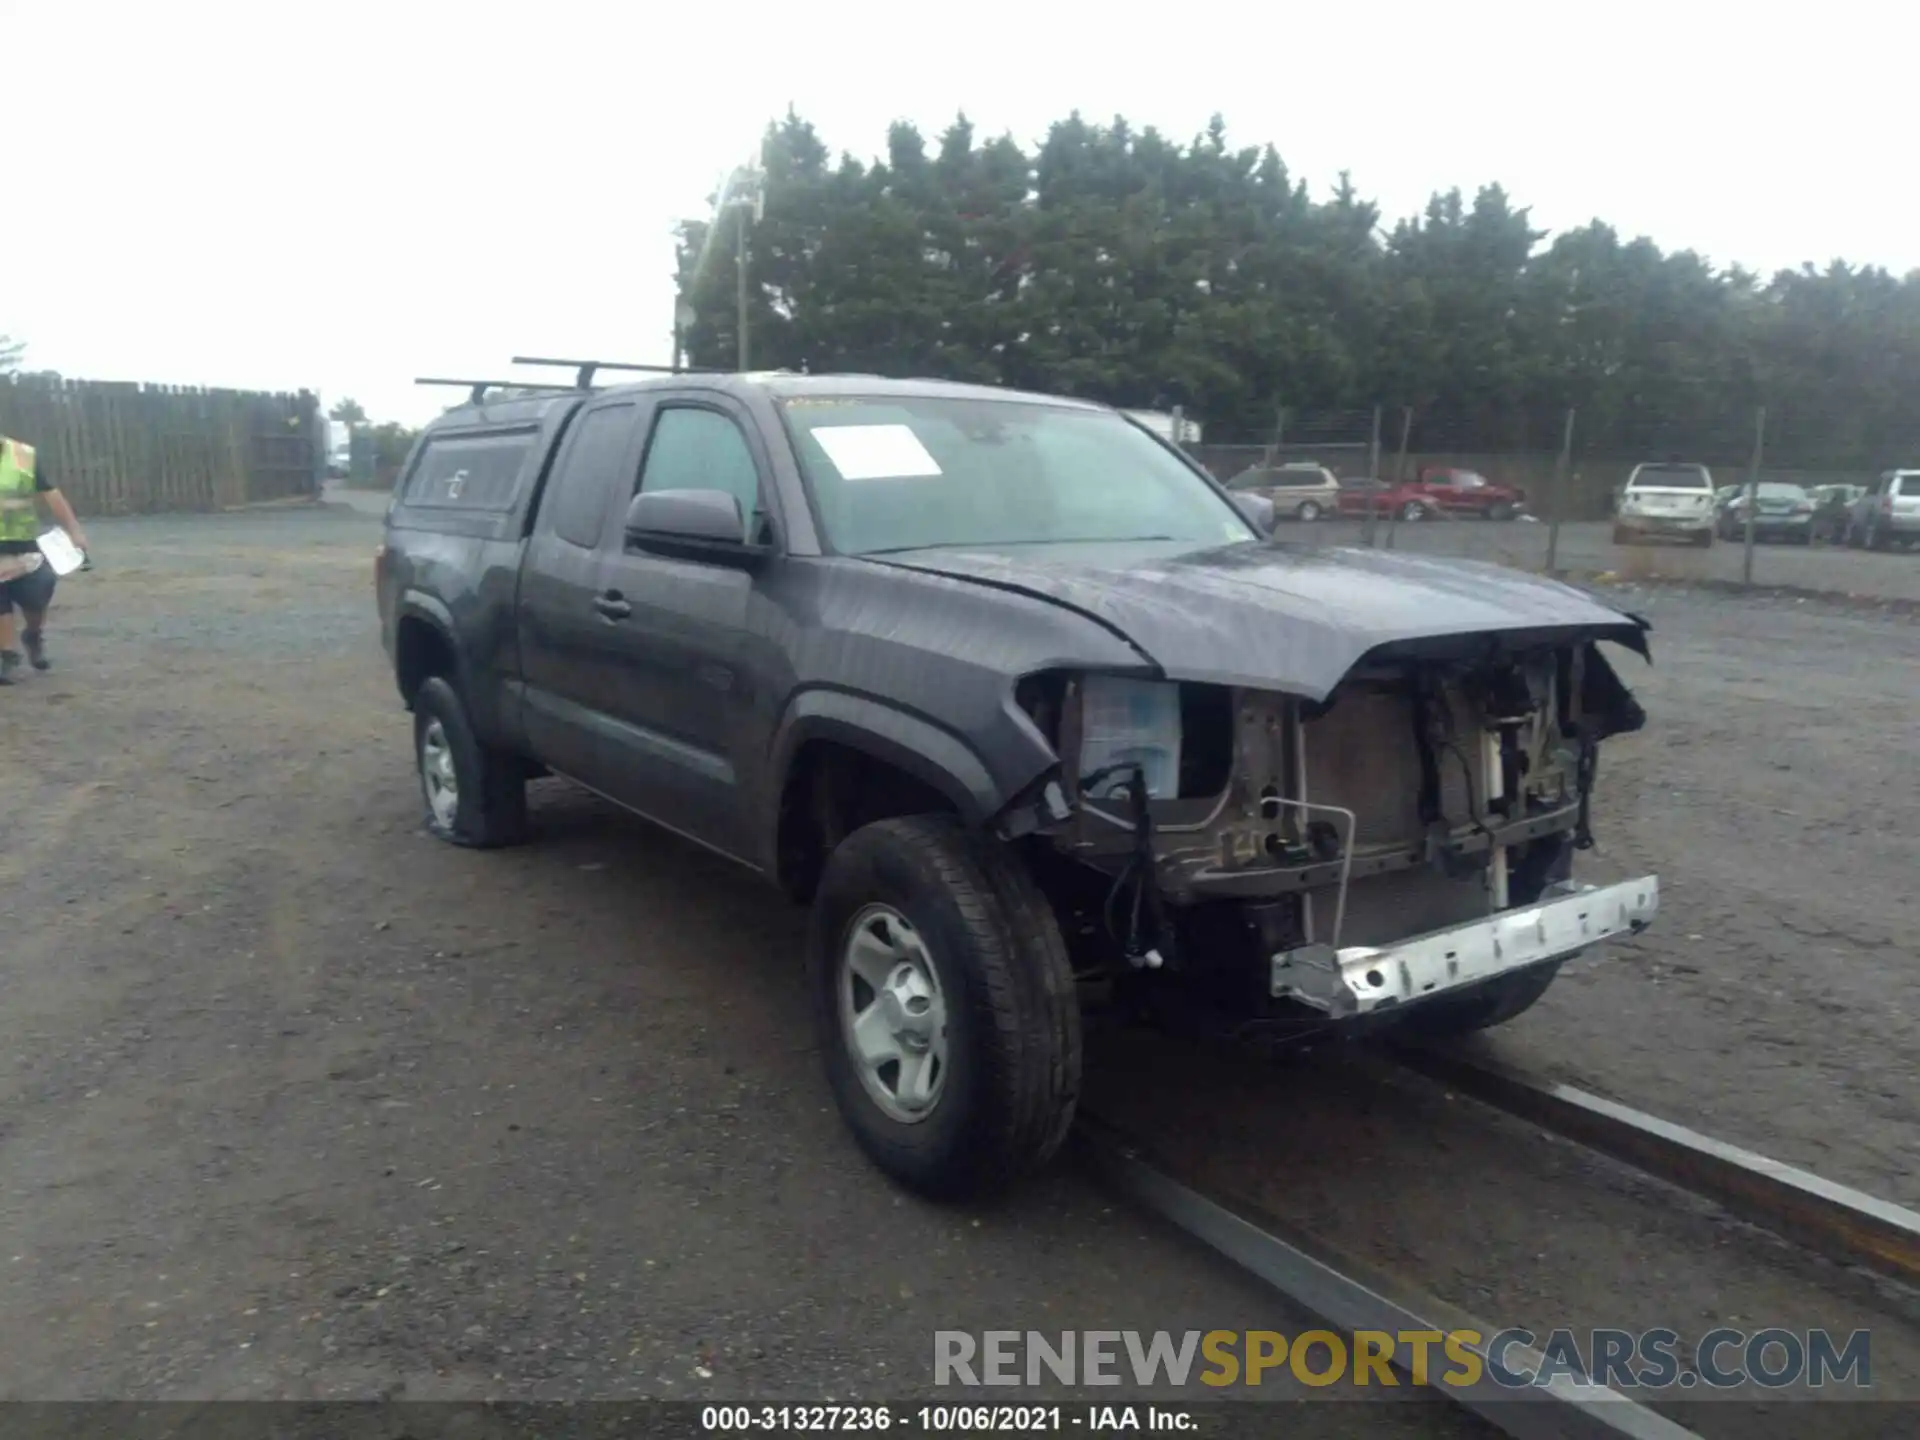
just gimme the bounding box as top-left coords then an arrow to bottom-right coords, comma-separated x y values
37,528 -> 85,576
810,424 -> 943,481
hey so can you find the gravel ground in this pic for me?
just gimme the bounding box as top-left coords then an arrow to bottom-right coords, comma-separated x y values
1,503 -> 1914,1433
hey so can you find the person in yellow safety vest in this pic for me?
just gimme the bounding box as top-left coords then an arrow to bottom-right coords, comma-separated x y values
0,434 -> 89,684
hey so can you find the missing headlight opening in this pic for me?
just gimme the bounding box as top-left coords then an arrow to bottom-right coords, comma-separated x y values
1017,640 -> 1649,1032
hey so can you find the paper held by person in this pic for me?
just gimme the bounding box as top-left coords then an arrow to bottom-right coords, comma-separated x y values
36,529 -> 85,576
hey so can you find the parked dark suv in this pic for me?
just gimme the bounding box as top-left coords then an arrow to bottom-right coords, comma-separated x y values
377,368 -> 1660,1197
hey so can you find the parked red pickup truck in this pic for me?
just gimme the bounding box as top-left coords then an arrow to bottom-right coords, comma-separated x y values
1335,467 -> 1528,521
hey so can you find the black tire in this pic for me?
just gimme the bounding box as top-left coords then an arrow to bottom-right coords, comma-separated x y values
808,814 -> 1081,1199
1398,501 -> 1427,522
413,675 -> 529,848
1611,524 -> 1633,546
1487,502 -> 1515,522
1396,961 -> 1562,1039
1693,530 -> 1714,548
1868,522 -> 1890,552
1296,500 -> 1322,522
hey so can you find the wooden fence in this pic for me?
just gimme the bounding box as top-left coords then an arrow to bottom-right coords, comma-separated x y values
0,374 -> 322,514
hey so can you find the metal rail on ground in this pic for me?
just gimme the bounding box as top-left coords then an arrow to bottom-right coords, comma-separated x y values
1392,1044 -> 1920,1288
1075,1113 -> 1702,1440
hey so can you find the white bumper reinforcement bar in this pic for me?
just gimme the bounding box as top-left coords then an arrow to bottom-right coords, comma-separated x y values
1269,876 -> 1660,1017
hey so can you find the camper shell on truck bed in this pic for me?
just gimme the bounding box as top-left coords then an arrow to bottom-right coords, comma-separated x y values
377,362 -> 1661,1199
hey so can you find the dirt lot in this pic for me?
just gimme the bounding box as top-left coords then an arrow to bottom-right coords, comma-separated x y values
1,503 -> 1915,1421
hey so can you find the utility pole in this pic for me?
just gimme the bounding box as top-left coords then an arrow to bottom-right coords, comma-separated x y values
672,298 -> 694,373
1368,405 -> 1382,481
736,206 -> 749,372
1743,406 -> 1766,586
719,155 -> 766,373
1380,406 -> 1413,550
1263,405 -> 1286,467
1546,408 -> 1575,573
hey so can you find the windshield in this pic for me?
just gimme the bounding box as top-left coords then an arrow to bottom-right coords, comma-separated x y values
779,397 -> 1256,555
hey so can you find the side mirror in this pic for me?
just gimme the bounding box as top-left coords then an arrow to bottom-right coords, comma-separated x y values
624,489 -> 768,568
1232,492 -> 1276,536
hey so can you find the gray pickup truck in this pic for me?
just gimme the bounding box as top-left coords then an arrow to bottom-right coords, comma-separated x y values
376,370 -> 1660,1197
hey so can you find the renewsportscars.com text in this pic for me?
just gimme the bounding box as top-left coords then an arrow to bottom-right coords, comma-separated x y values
933,1328 -> 1871,1391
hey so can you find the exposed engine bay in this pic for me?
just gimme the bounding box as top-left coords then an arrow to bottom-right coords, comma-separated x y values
1012,636 -> 1659,1035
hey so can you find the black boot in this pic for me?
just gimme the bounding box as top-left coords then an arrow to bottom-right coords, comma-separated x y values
0,649 -> 19,684
21,629 -> 48,671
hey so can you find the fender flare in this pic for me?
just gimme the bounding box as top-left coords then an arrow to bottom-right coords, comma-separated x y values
391,590 -> 466,706
765,689 -> 1016,860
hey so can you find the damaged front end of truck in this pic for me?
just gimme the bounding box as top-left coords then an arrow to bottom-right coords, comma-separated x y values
961,550 -> 1663,1039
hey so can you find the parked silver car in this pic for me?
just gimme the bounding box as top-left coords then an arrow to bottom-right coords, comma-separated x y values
1809,484 -> 1865,544
1844,470 -> 1920,550
1225,461 -> 1342,521
1716,482 -> 1815,543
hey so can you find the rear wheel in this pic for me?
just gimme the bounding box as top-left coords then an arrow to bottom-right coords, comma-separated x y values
1611,524 -> 1633,546
1398,501 -> 1428,522
1397,961 -> 1563,1039
413,676 -> 529,848
1296,500 -> 1322,522
1487,502 -> 1515,522
1693,530 -> 1714,548
808,815 -> 1081,1199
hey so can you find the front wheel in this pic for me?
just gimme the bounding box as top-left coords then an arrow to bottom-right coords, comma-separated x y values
1398,501 -> 1428,522
413,676 -> 529,848
808,815 -> 1082,1199
1296,500 -> 1322,522
1396,961 -> 1562,1039
1487,502 -> 1515,522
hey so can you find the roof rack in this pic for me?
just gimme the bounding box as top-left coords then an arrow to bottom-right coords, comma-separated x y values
415,377 -> 581,406
511,355 -> 728,388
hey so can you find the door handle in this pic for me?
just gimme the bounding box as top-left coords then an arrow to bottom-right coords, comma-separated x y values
593,592 -> 632,621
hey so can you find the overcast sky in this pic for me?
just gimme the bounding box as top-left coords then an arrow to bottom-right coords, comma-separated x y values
7,1 -> 1913,426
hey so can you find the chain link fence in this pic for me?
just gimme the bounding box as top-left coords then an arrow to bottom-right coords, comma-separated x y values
1177,400 -> 1920,603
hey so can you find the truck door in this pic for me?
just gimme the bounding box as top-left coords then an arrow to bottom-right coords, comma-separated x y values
515,397 -> 647,784
583,397 -> 768,861
1420,468 -> 1463,515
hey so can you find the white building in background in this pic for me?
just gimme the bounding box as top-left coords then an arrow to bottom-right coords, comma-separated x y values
1122,409 -> 1203,445
326,420 -> 352,477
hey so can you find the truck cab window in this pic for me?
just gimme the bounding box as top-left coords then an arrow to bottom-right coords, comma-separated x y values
636,407 -> 764,540
547,403 -> 635,549
403,431 -> 536,511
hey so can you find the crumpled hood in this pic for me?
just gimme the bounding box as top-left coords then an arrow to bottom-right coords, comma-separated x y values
874,539 -> 1649,699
